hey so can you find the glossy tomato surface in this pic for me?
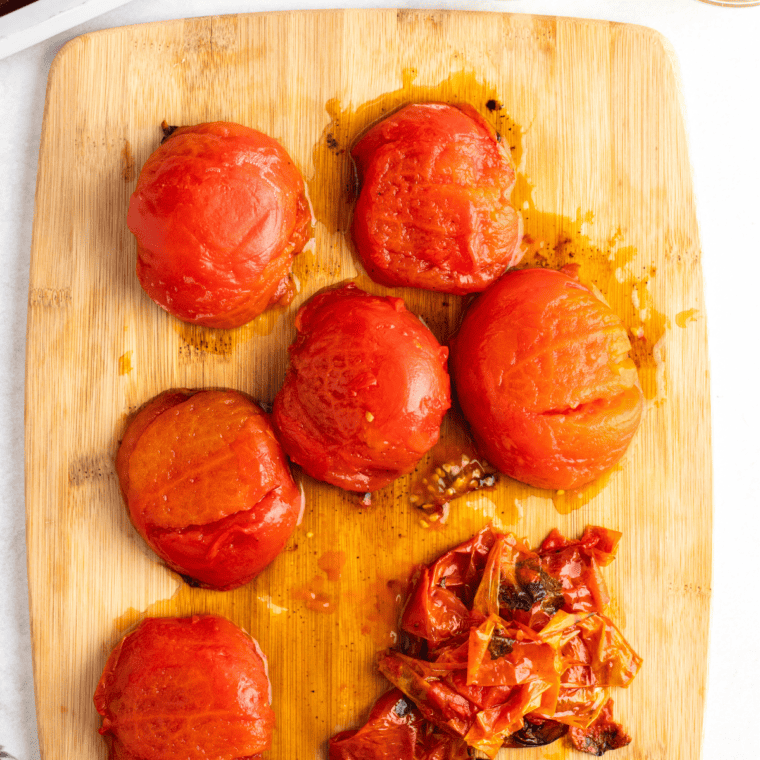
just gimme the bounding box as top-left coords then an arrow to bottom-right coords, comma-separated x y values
127,122 -> 311,328
272,284 -> 451,492
94,615 -> 274,760
451,268 -> 643,490
351,103 -> 522,294
116,389 -> 303,590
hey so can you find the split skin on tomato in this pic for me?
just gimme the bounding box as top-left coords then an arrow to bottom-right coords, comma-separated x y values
272,283 -> 451,492
450,268 -> 643,490
94,615 -> 274,760
116,389 -> 303,590
127,121 -> 311,328
351,102 -> 523,294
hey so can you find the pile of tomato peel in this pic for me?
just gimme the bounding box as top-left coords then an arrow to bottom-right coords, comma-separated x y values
330,525 -> 641,758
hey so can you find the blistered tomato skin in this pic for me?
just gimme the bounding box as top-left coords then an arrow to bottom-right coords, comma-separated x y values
272,284 -> 451,492
127,121 -> 311,328
351,103 -> 522,294
94,615 -> 274,760
450,268 -> 643,490
116,389 -> 302,590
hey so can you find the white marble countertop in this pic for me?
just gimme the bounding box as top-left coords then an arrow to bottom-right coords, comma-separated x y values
1,1 -> 758,758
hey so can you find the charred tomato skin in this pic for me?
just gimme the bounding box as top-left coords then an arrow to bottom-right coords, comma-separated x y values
272,283 -> 451,492
568,699 -> 632,755
94,615 -> 274,760
329,687 -> 471,760
351,102 -> 522,294
329,689 -> 419,760
502,715 -> 569,748
127,121 -> 311,328
450,268 -> 643,490
116,389 -> 302,590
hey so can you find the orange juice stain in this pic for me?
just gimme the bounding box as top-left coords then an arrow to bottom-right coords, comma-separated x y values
318,550 -> 347,581
551,488 -> 588,516
173,307 -> 288,356
292,236 -> 343,292
462,492 -> 520,529
354,573 -> 414,648
108,577 -> 302,660
499,497 -> 521,526
292,575 -> 336,613
121,139 -> 135,182
676,308 -> 699,328
175,323 -> 237,356
108,581 -> 302,662
131,583 -> 232,619
547,465 -> 622,515
171,268 -> 310,357
538,742 -> 565,760
112,606 -> 143,633
118,351 -> 133,375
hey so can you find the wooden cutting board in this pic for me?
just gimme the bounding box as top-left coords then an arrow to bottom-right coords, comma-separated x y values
25,9 -> 711,760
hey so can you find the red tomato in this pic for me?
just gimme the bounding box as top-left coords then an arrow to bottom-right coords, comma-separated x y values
272,283 -> 451,492
351,103 -> 522,294
127,122 -> 311,328
94,615 -> 274,760
450,268 -> 643,490
116,389 -> 303,590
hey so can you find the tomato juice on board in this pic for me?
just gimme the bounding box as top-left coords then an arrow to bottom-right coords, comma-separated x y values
106,68 -> 662,759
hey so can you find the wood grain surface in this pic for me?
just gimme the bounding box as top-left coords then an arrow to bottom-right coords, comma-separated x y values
25,9 -> 711,760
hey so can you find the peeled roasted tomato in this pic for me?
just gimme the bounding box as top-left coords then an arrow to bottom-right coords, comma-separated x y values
127,121 -> 311,328
272,284 -> 451,492
116,389 -> 302,590
450,268 -> 643,490
94,615 -> 274,760
351,102 -> 522,294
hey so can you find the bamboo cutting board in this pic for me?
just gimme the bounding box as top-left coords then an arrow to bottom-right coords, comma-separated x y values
25,9 -> 711,760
